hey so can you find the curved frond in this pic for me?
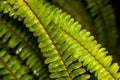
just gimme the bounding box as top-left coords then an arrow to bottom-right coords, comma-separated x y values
50,0 -> 118,54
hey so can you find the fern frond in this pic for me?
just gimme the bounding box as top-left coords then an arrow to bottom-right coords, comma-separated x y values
50,0 -> 118,54
0,13 -> 52,80
0,49 -> 34,80
0,0 -> 120,80
52,11 -> 120,79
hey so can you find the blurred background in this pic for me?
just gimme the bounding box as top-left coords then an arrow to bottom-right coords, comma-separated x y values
110,0 -> 120,63
111,0 -> 120,46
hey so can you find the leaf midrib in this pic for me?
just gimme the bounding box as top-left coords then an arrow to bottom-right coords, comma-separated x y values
0,55 -> 19,80
0,18 -> 44,60
61,27 -> 115,79
23,0 -> 73,79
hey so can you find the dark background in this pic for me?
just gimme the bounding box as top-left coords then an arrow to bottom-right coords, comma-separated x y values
109,0 -> 120,64
110,0 -> 120,43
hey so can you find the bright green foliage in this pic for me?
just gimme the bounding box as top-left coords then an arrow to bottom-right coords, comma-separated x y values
0,49 -> 34,80
50,0 -> 118,54
0,0 -> 120,80
51,0 -> 95,33
0,12 -> 51,80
